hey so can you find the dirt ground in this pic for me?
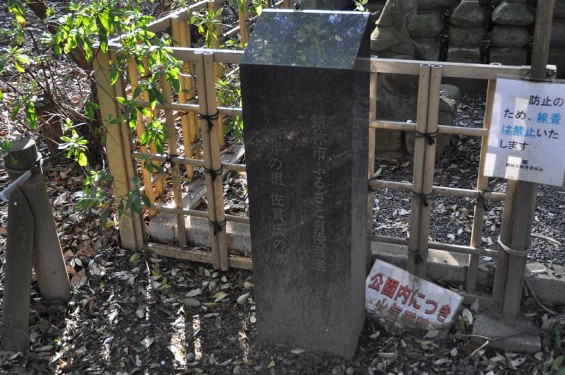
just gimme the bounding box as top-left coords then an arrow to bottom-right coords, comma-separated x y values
0,96 -> 564,373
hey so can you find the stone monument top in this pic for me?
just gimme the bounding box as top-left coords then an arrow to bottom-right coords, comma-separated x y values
241,9 -> 370,69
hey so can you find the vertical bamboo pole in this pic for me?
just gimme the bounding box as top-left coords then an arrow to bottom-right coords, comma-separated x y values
367,72 -> 377,270
127,59 -> 156,208
207,0 -> 226,147
237,2 -> 250,45
171,16 -> 198,180
203,51 -> 229,271
142,57 -> 165,196
467,77 -> 496,292
94,49 -> 144,250
160,77 -> 188,247
283,0 -> 293,8
414,64 -> 442,278
195,50 -> 229,270
492,0 -> 554,320
407,64 -> 430,276
368,72 -> 377,179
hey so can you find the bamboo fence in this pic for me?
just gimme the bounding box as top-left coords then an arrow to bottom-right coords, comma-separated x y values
94,2 -> 555,299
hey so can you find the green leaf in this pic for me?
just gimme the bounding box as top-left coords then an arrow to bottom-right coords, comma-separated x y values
85,101 -> 99,120
8,0 -> 27,27
77,152 -> 88,167
555,355 -> 564,368
213,291 -> 228,302
24,102 -> 38,129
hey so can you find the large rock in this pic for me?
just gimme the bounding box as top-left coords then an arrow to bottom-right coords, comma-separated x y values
447,46 -> 482,63
490,25 -> 530,47
551,19 -> 565,48
548,48 -> 565,79
489,47 -> 527,65
555,0 -> 565,18
416,37 -> 442,60
418,0 -> 458,9
491,1 -> 534,25
450,0 -> 486,27
408,8 -> 445,38
448,25 -> 486,47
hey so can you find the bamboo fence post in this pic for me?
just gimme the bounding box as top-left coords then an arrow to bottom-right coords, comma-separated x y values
171,16 -> 198,180
127,59 -> 156,209
142,57 -> 165,196
160,77 -> 188,247
367,72 -> 377,270
207,0 -> 226,147
415,64 -> 442,278
407,64 -> 430,276
1,188 -> 34,351
467,76 -> 497,292
94,49 -> 144,250
203,51 -> 229,270
3,138 -> 70,300
195,50 -> 229,271
492,0 -> 554,320
237,3 -> 250,45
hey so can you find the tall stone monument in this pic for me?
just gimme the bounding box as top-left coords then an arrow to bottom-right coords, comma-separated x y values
240,9 -> 371,359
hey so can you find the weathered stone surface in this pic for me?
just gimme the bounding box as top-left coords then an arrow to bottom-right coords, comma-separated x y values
490,25 -> 530,47
473,314 -> 541,353
300,0 -> 349,9
491,1 -> 534,25
551,19 -> 565,48
408,8 -> 445,38
549,48 -> 565,79
489,46 -> 527,65
448,25 -> 486,47
447,46 -> 482,62
416,37 -> 442,60
555,0 -> 565,18
418,0 -> 458,9
450,0 -> 486,27
240,9 -> 370,360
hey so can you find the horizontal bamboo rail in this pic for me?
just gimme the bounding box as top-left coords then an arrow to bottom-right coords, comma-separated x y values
370,234 -> 498,257
369,179 -> 506,201
146,242 -> 252,270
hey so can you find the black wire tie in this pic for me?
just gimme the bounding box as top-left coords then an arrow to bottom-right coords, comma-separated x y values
204,167 -> 223,182
413,191 -> 433,207
199,112 -> 219,133
415,130 -> 438,145
209,220 -> 226,235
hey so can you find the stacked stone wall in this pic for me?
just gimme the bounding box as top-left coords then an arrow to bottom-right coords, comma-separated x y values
370,0 -> 564,78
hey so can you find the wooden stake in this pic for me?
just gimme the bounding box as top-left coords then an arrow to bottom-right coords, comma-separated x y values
3,138 -> 70,300
1,188 -> 34,351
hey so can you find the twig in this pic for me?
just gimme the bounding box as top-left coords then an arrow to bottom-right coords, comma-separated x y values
531,233 -> 562,248
524,277 -> 560,316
